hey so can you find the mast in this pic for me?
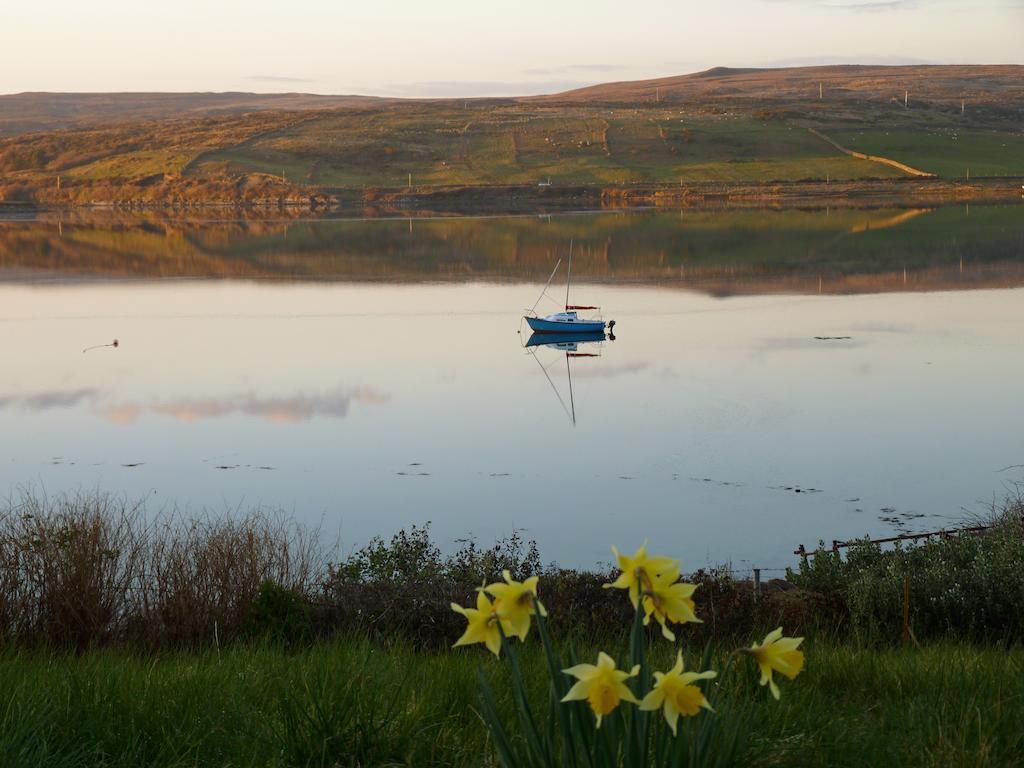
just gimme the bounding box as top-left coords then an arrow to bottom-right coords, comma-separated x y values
565,238 -> 573,309
566,352 -> 576,426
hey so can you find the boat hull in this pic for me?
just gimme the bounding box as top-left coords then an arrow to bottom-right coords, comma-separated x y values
525,316 -> 605,334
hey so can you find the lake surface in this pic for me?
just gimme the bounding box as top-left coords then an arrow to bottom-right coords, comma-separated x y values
1,205 -> 1022,571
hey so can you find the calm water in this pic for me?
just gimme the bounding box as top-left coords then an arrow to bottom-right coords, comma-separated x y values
1,205 -> 1022,570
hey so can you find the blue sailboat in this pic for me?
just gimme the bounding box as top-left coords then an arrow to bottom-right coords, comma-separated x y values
523,240 -> 609,334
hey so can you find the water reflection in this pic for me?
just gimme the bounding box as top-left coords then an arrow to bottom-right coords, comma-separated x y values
0,208 -> 1022,570
1,204 -> 1022,294
525,330 -> 612,426
102,388 -> 391,425
0,388 -> 99,410
0,385 -> 390,424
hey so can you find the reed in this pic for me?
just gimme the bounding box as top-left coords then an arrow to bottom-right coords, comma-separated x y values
0,489 -> 328,649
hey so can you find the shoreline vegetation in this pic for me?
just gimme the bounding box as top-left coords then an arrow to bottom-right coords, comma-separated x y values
0,488 -> 1022,767
2,65 -> 1023,213
1,176 -> 1023,216
1,487 -> 1021,651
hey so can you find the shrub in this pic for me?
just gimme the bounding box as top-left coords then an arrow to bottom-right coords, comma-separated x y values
318,524 -> 786,648
242,580 -> 313,646
788,490 -> 1024,642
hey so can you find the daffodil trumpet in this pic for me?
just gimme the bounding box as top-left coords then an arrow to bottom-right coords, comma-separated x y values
639,651 -> 716,735
641,565 -> 701,642
451,588 -> 511,657
562,651 -> 640,728
604,542 -> 678,609
485,570 -> 547,641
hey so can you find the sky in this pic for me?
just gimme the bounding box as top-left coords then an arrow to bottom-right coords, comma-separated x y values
2,0 -> 1022,96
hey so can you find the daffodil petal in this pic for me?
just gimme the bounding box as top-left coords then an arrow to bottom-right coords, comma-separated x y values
562,663 -> 598,680
561,679 -> 592,702
639,688 -> 664,711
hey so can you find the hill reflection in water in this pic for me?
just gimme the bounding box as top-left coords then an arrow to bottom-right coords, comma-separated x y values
1,204 -> 1022,294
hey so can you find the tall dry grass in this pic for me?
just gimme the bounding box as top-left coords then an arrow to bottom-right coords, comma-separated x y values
0,490 -> 328,649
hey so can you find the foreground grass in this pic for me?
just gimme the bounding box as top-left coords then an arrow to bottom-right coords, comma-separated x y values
1,639 -> 1021,768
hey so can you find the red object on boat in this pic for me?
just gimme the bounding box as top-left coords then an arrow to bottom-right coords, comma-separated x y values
565,305 -> 598,310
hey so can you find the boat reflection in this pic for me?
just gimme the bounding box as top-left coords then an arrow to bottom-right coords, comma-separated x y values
523,330 -> 614,425
524,330 -> 610,349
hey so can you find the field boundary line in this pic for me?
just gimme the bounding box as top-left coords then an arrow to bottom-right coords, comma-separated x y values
808,127 -> 936,178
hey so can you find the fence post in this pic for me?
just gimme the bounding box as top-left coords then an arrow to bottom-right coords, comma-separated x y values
753,568 -> 761,602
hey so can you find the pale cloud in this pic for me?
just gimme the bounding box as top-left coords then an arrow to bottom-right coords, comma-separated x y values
762,54 -> 935,66
764,0 -> 919,7
819,0 -> 918,9
245,75 -> 318,84
523,64 -> 627,76
377,80 -> 590,98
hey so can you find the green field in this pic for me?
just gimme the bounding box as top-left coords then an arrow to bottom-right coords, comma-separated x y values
1,639 -> 1021,768
194,110 -> 905,187
827,127 -> 1024,178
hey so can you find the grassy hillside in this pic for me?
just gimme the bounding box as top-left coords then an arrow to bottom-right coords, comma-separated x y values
1,65 -> 1022,206
194,107 -> 905,187
0,92 -> 387,136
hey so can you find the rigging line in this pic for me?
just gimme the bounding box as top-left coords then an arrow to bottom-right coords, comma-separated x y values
566,351 -> 576,426
565,238 -> 573,309
527,348 -> 572,423
528,258 -> 562,316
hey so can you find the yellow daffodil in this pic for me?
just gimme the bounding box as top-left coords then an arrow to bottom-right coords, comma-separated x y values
484,570 -> 546,641
451,589 -> 510,657
561,651 -> 640,727
639,651 -> 716,734
746,627 -> 805,699
604,542 -> 678,609
642,565 -> 701,641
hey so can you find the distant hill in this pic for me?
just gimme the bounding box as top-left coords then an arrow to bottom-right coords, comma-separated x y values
0,92 -> 388,135
1,65 -> 1022,207
539,65 -> 1024,113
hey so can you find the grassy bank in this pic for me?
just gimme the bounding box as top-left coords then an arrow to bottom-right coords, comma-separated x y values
2,490 -> 1023,765
1,638 -> 1021,767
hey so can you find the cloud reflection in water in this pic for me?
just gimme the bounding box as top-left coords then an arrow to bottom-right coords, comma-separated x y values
101,388 -> 390,425
0,386 -> 389,424
0,388 -> 99,410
